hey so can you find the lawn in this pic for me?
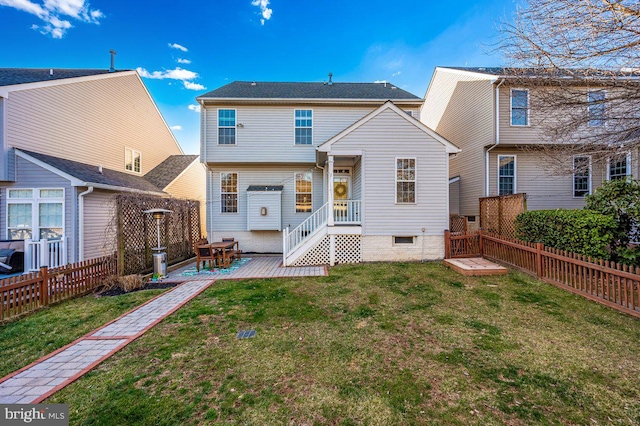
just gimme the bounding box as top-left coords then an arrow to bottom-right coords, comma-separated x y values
46,262 -> 640,425
0,288 -> 168,378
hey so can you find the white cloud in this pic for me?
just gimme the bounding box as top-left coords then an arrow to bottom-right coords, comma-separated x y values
137,66 -> 206,91
168,43 -> 188,52
188,104 -> 201,113
392,71 -> 402,77
0,0 -> 103,38
251,0 -> 272,25
177,58 -> 191,64
170,125 -> 182,131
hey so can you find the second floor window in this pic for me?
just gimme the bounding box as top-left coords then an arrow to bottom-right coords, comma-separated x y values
396,158 -> 416,203
608,154 -> 630,181
295,109 -> 313,145
588,90 -> 605,127
125,148 -> 141,173
220,172 -> 238,213
295,172 -> 312,213
573,156 -> 591,197
218,109 -> 236,145
511,89 -> 529,126
498,155 -> 516,195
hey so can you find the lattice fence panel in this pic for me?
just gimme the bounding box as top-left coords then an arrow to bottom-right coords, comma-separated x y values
116,194 -> 201,275
292,236 -> 330,266
479,193 -> 526,239
449,215 -> 468,233
335,235 -> 362,264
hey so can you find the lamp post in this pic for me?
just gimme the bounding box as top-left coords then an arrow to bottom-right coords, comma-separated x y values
143,208 -> 172,278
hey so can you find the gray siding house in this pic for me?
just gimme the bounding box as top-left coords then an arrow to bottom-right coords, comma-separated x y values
0,68 -> 206,271
197,81 -> 459,266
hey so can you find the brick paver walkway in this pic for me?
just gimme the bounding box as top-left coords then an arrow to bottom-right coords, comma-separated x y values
0,257 -> 327,404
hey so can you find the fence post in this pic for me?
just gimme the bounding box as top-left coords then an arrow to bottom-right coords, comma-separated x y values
444,230 -> 451,259
39,266 -> 49,307
536,242 -> 543,278
478,229 -> 484,257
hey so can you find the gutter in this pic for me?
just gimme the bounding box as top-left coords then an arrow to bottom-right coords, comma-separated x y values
486,78 -> 505,196
78,186 -> 94,261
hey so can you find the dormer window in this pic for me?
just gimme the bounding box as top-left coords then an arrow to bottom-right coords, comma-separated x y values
125,147 -> 141,173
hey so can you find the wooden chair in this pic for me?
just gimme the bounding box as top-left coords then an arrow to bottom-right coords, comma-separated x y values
221,237 -> 241,267
195,244 -> 217,272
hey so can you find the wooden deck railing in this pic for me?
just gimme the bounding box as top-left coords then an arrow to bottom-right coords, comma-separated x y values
445,230 -> 640,318
0,255 -> 116,322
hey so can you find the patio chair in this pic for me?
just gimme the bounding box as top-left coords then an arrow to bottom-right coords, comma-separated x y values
195,244 -> 218,272
221,237 -> 241,266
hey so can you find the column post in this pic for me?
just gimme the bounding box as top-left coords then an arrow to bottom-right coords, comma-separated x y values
328,155 -> 335,226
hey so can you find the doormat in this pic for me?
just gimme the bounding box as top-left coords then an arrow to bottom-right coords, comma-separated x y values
180,258 -> 251,276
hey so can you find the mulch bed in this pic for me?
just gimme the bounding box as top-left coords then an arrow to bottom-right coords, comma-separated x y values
95,281 -> 181,297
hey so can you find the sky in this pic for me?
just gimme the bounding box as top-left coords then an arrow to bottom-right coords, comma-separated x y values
0,0 -> 519,154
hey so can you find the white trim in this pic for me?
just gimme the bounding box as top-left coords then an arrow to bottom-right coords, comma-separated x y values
433,67 -> 500,81
317,101 -> 460,154
197,97 -> 424,106
510,88 -> 530,127
606,152 -> 632,181
217,108 -> 237,145
124,147 -> 142,174
294,171 -> 313,214
392,236 -> 417,246
219,171 -> 239,214
293,108 -> 314,146
497,154 -> 517,195
449,176 -> 460,184
6,187 -> 65,241
572,155 -> 592,198
395,157 -> 417,204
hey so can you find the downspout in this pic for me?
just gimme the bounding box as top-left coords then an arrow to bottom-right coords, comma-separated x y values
78,186 -> 94,261
485,78 -> 505,196
201,100 -> 213,241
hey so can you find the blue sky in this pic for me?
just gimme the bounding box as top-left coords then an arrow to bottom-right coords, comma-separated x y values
0,0 -> 518,154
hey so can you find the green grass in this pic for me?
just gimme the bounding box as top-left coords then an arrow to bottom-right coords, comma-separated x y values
40,262 -> 640,425
0,289 -> 168,377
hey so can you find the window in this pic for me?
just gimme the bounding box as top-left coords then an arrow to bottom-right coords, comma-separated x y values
498,155 -> 516,195
394,236 -> 415,245
295,109 -> 313,145
7,188 -> 64,240
396,158 -> 416,203
125,148 -> 141,173
218,109 -> 236,145
588,90 -> 605,127
511,89 -> 529,126
608,153 -> 630,181
220,173 -> 238,213
573,156 -> 591,197
295,172 -> 312,213
405,110 -> 414,117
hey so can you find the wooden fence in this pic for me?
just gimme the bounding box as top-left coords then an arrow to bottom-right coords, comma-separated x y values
0,255 -> 116,322
449,215 -> 468,234
479,193 -> 526,239
444,230 -> 640,318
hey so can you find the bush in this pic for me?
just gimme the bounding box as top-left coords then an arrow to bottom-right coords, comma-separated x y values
98,275 -> 145,293
515,209 -> 616,259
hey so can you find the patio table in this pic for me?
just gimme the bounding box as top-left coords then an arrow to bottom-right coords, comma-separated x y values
208,241 -> 240,268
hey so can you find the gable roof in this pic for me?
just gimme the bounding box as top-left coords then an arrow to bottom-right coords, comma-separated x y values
197,81 -> 422,102
17,149 -> 165,195
0,68 -> 128,87
144,155 -> 199,190
317,101 -> 460,154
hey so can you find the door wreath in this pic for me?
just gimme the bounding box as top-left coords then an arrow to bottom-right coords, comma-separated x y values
334,183 -> 347,197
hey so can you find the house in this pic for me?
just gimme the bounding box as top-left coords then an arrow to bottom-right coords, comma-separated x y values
0,68 -> 206,270
197,80 -> 460,266
421,67 -> 638,229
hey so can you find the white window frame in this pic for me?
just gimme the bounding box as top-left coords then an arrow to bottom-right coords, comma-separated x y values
294,109 -> 313,145
572,155 -> 592,198
395,157 -> 417,204
294,172 -> 313,213
404,110 -> 414,117
607,152 -> 632,181
510,88 -> 530,127
217,108 -> 237,145
6,188 -> 65,241
220,172 -> 238,214
393,236 -> 416,245
124,147 -> 142,173
497,155 -> 517,195
587,90 -> 606,127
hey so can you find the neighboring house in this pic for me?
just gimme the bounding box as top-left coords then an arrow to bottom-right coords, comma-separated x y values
0,68 -> 206,270
421,67 -> 637,228
197,80 -> 459,266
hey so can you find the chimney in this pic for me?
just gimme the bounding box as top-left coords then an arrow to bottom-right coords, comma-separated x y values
328,72 -> 333,85
109,50 -> 117,72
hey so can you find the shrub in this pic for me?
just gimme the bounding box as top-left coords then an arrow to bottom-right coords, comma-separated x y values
98,275 -> 145,293
515,209 -> 616,259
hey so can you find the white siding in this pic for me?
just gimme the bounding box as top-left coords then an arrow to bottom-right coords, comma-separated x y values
164,161 -> 207,235
82,190 -> 117,259
247,191 -> 282,230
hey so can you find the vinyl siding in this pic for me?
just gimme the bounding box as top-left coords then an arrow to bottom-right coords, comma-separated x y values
0,156 -> 76,262
82,189 -> 116,260
164,161 -> 207,235
421,68 -> 495,217
449,179 -> 460,215
352,158 -> 362,201
498,86 -> 545,144
6,73 -> 182,174
204,105 -> 397,163
330,108 -> 449,236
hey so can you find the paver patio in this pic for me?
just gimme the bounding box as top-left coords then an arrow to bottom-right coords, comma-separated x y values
0,256 -> 327,403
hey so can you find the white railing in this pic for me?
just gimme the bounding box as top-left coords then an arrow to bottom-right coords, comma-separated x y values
284,202 -> 331,258
333,200 -> 361,224
25,237 -> 67,272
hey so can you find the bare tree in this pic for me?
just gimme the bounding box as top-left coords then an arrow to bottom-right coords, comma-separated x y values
499,0 -> 640,173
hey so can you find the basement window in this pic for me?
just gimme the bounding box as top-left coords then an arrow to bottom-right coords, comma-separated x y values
393,236 -> 415,245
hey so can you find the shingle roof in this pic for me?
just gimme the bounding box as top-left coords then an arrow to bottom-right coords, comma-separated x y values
198,81 -> 421,100
443,67 -> 639,78
19,150 -> 165,194
144,155 -> 199,190
0,68 -> 128,87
